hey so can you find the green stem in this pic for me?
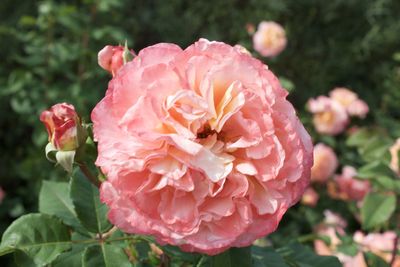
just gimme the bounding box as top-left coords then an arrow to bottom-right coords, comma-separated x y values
297,233 -> 319,243
78,163 -> 100,187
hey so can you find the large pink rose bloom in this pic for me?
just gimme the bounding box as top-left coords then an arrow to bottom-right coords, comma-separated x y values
253,21 -> 287,57
92,39 -> 313,255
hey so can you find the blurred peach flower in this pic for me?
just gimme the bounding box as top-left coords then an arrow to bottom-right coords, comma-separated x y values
253,21 -> 287,57
301,187 -> 319,206
354,231 -> 400,265
307,96 -> 349,135
390,138 -> 400,175
332,166 -> 370,201
311,143 -> 338,183
329,87 -> 369,118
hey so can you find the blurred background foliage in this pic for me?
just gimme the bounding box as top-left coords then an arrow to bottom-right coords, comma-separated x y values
0,0 -> 399,264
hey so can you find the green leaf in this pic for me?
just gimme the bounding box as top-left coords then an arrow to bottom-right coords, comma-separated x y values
358,137 -> 391,163
363,252 -> 390,267
346,128 -> 373,147
39,180 -> 86,233
162,244 -> 201,262
277,243 -> 341,267
357,161 -> 396,180
70,170 -> 111,233
14,250 -> 36,267
361,192 -> 396,230
211,246 -> 251,267
52,246 -> 84,267
0,213 -> 71,266
252,246 -> 289,267
82,244 -> 132,267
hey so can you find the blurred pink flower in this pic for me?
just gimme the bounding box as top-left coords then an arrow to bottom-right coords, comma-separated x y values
390,138 -> 400,175
93,39 -> 313,255
301,187 -> 319,206
329,87 -> 369,118
314,211 -> 367,267
40,103 -> 81,151
347,99 -> 369,118
253,21 -> 287,57
354,231 -> 399,264
311,143 -> 338,183
323,210 -> 347,229
307,96 -> 349,135
333,166 -> 370,201
0,187 -> 5,204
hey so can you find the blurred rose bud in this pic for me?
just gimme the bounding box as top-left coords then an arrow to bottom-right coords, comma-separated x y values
246,23 -> 255,35
307,96 -> 349,135
311,143 -> 338,183
98,45 -> 135,76
390,138 -> 400,175
329,87 -> 369,118
333,166 -> 370,201
301,187 -> 319,206
0,187 -> 5,204
253,21 -> 287,57
40,103 -> 86,172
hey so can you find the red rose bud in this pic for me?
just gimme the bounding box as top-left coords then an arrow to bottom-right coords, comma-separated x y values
40,103 -> 81,150
98,44 -> 135,76
40,103 -> 87,172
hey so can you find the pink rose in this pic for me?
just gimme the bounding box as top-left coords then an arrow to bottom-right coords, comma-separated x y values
92,39 -> 313,255
307,96 -> 349,135
329,87 -> 369,118
0,187 -> 5,204
311,143 -> 338,183
253,21 -> 287,57
390,138 -> 400,175
40,103 -> 82,151
98,45 -> 135,76
301,187 -> 319,206
333,166 -> 370,201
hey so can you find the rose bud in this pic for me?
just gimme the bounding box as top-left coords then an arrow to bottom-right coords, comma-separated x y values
307,96 -> 349,135
98,44 -> 135,76
301,187 -> 319,206
311,143 -> 338,183
253,21 -> 287,57
40,103 -> 87,172
389,138 -> 400,175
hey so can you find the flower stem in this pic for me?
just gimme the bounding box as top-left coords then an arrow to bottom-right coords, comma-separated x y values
78,163 -> 100,187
